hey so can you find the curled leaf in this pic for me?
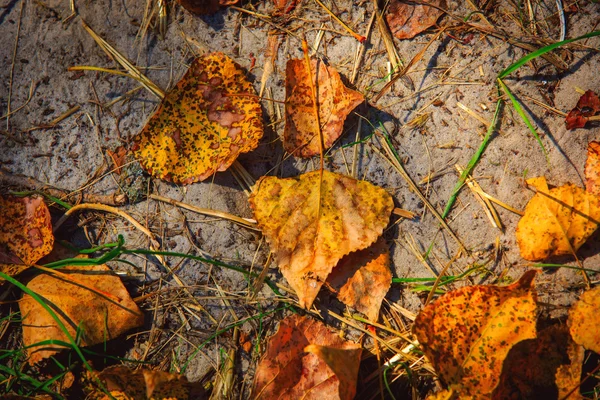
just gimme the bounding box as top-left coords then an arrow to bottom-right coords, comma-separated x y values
133,52 -> 263,184
252,315 -> 361,400
413,271 -> 539,397
249,170 -> 394,309
516,177 -> 600,261
385,0 -> 446,40
0,195 -> 53,266
568,285 -> 600,354
284,59 -> 364,158
565,90 -> 600,130
20,264 -> 144,365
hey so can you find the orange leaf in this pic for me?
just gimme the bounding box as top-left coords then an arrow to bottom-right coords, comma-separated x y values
252,314 -> 361,400
492,325 -> 584,399
568,285 -> 600,354
0,195 -> 53,267
20,264 -> 144,365
385,0 -> 446,40
84,365 -> 205,399
516,177 -> 600,261
326,238 -> 392,321
177,0 -> 238,15
413,271 -> 538,397
249,170 -> 394,309
284,59 -> 364,158
585,141 -> 600,195
133,52 -> 264,184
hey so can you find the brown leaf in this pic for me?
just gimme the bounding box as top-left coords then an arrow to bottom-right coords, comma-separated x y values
284,59 -> 364,158
492,325 -> 584,399
568,285 -> 600,354
177,0 -> 238,15
20,264 -> 144,365
326,238 -> 392,321
516,177 -> 600,261
385,0 -> 446,40
565,90 -> 600,130
273,0 -> 300,14
584,140 -> 600,195
0,195 -> 53,266
413,271 -> 539,397
249,170 -> 394,309
133,52 -> 264,184
252,314 -> 361,400
106,146 -> 127,175
84,365 -> 205,399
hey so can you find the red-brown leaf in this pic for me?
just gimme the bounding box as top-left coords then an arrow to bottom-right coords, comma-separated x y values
385,0 -> 446,40
565,90 -> 600,130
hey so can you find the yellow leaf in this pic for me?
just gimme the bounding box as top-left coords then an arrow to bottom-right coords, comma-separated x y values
568,285 -> 600,354
133,52 -> 263,184
249,170 -> 394,309
20,264 -> 144,365
516,177 -> 600,261
413,271 -> 539,398
284,59 -> 364,158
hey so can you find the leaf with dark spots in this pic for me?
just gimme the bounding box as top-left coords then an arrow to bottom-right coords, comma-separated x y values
386,0 -> 446,40
568,285 -> 600,354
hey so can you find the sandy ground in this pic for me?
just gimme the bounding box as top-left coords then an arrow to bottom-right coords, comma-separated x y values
1,0 -> 599,397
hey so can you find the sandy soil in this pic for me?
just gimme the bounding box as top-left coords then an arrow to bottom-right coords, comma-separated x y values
1,0 -> 599,397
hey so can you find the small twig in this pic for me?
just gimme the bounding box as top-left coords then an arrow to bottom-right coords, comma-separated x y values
313,0 -> 366,42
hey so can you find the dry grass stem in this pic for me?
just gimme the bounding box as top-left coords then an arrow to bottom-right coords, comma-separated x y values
455,164 -> 503,232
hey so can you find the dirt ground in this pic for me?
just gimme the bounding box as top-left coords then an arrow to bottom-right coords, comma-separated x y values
1,0 -> 599,398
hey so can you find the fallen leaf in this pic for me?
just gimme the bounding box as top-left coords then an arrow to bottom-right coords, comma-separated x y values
252,314 -> 361,400
273,0 -> 300,14
413,271 -> 539,397
20,264 -> 144,365
568,285 -> 600,354
84,365 -> 205,399
492,325 -> 584,399
133,52 -> 264,184
284,59 -> 364,158
516,177 -> 600,261
249,170 -> 394,309
0,195 -> 53,266
326,238 -> 392,321
385,0 -> 446,40
565,90 -> 600,130
584,141 -> 600,195
106,146 -> 127,175
177,0 -> 238,15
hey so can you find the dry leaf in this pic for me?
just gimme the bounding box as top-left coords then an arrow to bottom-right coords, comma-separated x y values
284,59 -> 364,158
133,52 -> 263,184
584,141 -> 600,195
565,90 -> 600,130
326,238 -> 392,321
252,314 -> 361,400
516,177 -> 600,261
20,264 -> 144,364
568,285 -> 600,354
386,0 -> 446,40
249,170 -> 394,309
273,0 -> 300,14
0,195 -> 53,266
492,325 -> 584,399
106,145 -> 127,175
84,365 -> 205,399
413,271 -> 539,398
177,0 -> 238,15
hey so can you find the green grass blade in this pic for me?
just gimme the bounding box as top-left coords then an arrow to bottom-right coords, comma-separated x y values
498,78 -> 548,158
498,30 -> 600,79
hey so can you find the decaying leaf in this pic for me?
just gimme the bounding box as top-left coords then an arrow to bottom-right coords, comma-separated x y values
249,170 -> 394,309
326,238 -> 392,321
20,264 -> 144,365
177,0 -> 238,15
284,59 -> 364,158
84,365 -> 205,399
516,177 -> 600,261
565,90 -> 600,130
584,141 -> 600,196
413,271 -> 539,397
568,285 -> 600,354
0,195 -> 53,267
252,314 -> 361,400
492,325 -> 584,399
133,52 -> 263,184
273,0 -> 300,15
385,0 -> 446,40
